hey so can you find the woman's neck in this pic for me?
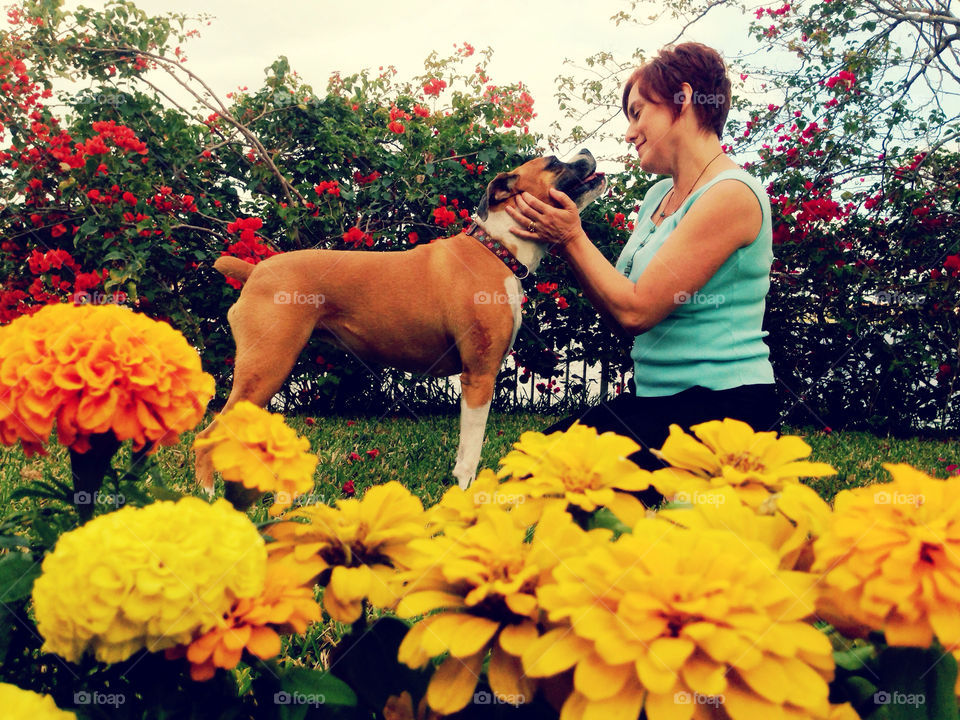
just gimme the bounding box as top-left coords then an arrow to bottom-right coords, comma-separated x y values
669,136 -> 731,196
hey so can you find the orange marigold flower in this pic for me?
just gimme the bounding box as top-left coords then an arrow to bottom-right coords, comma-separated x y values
172,554 -> 323,681
0,303 -> 214,455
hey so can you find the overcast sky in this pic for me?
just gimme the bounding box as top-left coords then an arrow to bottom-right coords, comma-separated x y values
62,0 -> 755,168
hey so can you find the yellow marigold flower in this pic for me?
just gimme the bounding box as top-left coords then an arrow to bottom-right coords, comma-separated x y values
426,468 -> 529,533
658,484 -> 832,570
496,423 -> 653,524
0,683 -> 76,719
396,506 -> 611,715
192,401 -> 318,515
0,303 -> 214,455
813,463 -> 960,648
649,418 -> 836,508
268,481 -> 427,622
525,520 -> 834,720
174,554 -> 323,681
32,498 -> 266,663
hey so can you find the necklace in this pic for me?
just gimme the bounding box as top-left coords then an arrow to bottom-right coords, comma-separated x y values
658,150 -> 725,220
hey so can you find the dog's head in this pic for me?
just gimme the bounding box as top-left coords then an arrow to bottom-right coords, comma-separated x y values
475,149 -> 606,221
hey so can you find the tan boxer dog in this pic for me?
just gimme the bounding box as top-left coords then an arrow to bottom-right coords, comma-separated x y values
194,150 -> 605,492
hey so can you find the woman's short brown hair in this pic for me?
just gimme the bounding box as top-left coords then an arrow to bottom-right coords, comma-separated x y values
622,42 -> 732,138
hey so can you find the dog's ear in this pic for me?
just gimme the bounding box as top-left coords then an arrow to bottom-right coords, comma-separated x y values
476,172 -> 519,221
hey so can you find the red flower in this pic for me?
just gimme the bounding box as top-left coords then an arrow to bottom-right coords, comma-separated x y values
366,448 -> 380,459
342,480 -> 355,496
432,207 -> 457,228
347,452 -> 362,463
944,255 -> 960,277
122,191 -> 138,206
343,226 -> 373,248
422,78 -> 447,97
556,296 -> 569,310
387,120 -> 406,134
346,420 -> 356,427
314,180 -> 340,196
304,417 -> 316,426
536,282 -> 558,294
408,232 -> 419,244
413,104 -> 430,118
51,224 -> 67,237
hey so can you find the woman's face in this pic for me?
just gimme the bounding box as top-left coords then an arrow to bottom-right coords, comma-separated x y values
623,82 -> 677,174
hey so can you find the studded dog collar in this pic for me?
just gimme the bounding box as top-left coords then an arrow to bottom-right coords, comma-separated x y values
465,222 -> 530,280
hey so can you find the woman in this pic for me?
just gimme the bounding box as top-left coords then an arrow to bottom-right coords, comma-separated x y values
506,42 -> 779,478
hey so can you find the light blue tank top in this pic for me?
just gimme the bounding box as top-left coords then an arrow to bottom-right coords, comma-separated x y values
615,168 -> 775,396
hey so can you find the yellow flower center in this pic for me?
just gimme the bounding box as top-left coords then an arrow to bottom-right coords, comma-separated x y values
720,452 -> 767,473
560,469 -> 601,493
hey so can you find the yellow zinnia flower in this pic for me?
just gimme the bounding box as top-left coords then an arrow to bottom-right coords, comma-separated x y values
496,423 -> 653,524
426,468 -> 530,534
0,303 -> 214,455
0,683 -> 76,719
814,463 -> 960,648
396,505 -> 611,715
32,498 -> 266,663
192,401 -> 318,515
268,481 -> 428,622
657,483 -> 832,570
649,418 -> 836,508
525,520 -> 834,720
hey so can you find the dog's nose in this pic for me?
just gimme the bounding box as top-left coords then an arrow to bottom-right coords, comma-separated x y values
577,149 -> 595,161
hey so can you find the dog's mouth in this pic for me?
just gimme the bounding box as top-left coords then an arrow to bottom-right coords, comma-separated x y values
578,172 -> 605,187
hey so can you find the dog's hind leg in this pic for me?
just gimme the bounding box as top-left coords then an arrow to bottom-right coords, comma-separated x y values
452,370 -> 495,490
194,292 -> 317,492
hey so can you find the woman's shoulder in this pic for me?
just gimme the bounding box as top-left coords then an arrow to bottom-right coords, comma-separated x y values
696,167 -> 770,212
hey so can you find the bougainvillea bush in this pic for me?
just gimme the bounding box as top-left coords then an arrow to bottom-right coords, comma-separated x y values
2,303 -> 959,719
0,0 -> 646,419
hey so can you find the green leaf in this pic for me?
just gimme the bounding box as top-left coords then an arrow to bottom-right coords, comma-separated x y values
926,651 -> 959,720
835,644 -> 876,671
0,552 -> 42,604
279,667 -> 357,708
587,507 -> 632,536
875,646 -> 959,720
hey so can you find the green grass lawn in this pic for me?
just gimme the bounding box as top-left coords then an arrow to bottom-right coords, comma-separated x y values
1,411 -> 957,525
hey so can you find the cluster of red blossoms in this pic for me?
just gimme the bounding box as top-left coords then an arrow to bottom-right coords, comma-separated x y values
825,70 -> 857,92
933,255 -> 960,280
483,83 -> 536,133
431,195 -> 471,229
342,226 -> 374,248
0,247 -> 108,323
535,281 -> 569,310
353,170 -> 380,186
422,78 -> 447,97
314,180 -> 341,196
222,217 -> 278,288
388,105 -> 412,134
754,3 -> 791,18
606,212 -> 633,232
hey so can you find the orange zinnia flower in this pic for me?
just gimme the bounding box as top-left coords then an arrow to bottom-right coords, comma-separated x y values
0,303 -> 214,454
173,555 -> 323,681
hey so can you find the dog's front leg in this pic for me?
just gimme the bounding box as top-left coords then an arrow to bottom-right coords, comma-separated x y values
452,371 -> 495,490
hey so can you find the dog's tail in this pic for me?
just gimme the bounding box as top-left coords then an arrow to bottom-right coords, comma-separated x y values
213,256 -> 256,285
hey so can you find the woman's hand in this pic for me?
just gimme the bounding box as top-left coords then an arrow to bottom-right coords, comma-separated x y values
505,188 -> 586,248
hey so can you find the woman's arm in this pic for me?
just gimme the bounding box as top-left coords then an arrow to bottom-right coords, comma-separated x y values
508,180 -> 763,336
